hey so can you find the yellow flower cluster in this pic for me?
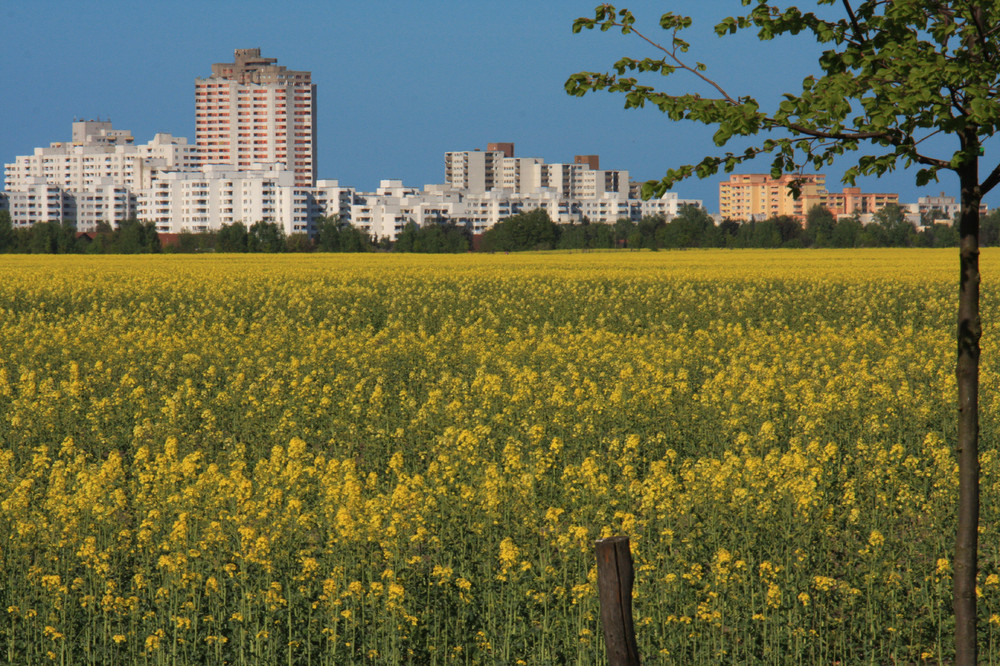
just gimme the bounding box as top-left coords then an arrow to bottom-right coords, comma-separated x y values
1,250 -> 1000,663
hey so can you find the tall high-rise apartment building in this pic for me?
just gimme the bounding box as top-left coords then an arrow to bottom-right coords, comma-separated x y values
195,48 -> 316,186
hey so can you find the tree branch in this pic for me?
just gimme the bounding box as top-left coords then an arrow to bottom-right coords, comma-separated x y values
781,122 -> 895,142
908,150 -> 952,170
842,0 -> 868,44
981,162 -> 1000,195
960,2 -> 989,56
602,18 -> 743,105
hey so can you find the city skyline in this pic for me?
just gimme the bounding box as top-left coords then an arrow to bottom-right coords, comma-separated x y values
3,1 -> 994,212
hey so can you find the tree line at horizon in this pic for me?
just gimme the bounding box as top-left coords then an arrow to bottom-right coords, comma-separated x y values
2,205 -> 998,254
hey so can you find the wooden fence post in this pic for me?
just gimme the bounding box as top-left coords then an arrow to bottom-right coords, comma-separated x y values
595,535 -> 641,665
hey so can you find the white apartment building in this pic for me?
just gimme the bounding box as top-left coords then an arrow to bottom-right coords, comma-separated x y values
3,121 -> 196,229
917,192 -> 961,220
444,149 -> 503,193
456,190 -> 529,233
6,177 -> 134,231
302,180 -> 704,241
196,48 -> 316,187
1,123 -> 705,240
138,163 -> 309,235
636,191 -> 703,220
4,180 -> 71,226
445,144 -> 634,200
500,157 -> 544,191
73,181 -> 134,230
6,175 -> 135,231
366,180 -> 468,237
345,180 -> 420,239
311,179 -> 356,223
539,163 -> 584,198
4,124 -> 195,194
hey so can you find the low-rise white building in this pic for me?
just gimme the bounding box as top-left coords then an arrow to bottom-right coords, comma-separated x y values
303,182 -> 704,241
72,180 -> 134,229
916,192 -> 961,222
5,180 -> 69,226
4,176 -> 133,229
138,163 -> 309,235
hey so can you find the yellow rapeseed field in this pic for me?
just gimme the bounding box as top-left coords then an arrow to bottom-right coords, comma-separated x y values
2,250 -> 1000,663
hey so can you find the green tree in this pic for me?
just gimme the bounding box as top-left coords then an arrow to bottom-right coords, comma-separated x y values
635,214 -> 666,248
558,221 -> 618,249
85,221 -> 114,254
981,210 -> 1000,247
393,222 -> 420,252
442,223 -> 472,252
660,205 -> 716,248
804,205 -> 835,247
29,222 -> 57,254
340,225 -> 372,252
217,222 -> 250,253
613,217 -> 636,247
772,214 -> 803,247
316,215 -> 344,251
873,203 -> 917,247
0,210 -> 13,252
56,220 -> 80,253
166,230 -> 216,254
25,220 -> 80,254
395,222 -> 471,253
831,213 -> 863,248
917,222 -> 960,248
315,216 -> 372,252
248,221 -> 285,253
419,225 -> 447,252
568,4 -> 1000,659
112,219 -> 160,254
717,218 -> 740,246
481,209 -> 558,252
626,229 -> 643,249
286,233 -> 314,252
12,226 -> 32,253
557,223 -> 589,250
586,222 -> 616,248
172,231 -> 200,253
745,219 -> 782,247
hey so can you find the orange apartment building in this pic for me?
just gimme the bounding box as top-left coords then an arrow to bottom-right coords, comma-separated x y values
801,186 -> 898,218
195,48 -> 316,187
719,174 -> 826,222
719,174 -> 898,223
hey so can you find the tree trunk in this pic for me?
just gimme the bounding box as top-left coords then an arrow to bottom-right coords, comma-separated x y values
954,159 -> 982,666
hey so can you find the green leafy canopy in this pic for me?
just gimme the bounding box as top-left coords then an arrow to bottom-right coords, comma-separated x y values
566,1 -> 1000,199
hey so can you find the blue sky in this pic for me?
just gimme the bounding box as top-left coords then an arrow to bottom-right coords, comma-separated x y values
2,1 -> 990,212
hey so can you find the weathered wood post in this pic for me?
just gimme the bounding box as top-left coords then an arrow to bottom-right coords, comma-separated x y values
595,536 -> 641,665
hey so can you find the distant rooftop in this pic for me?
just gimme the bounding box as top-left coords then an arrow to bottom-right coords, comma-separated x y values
207,48 -> 310,84
70,120 -> 133,147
